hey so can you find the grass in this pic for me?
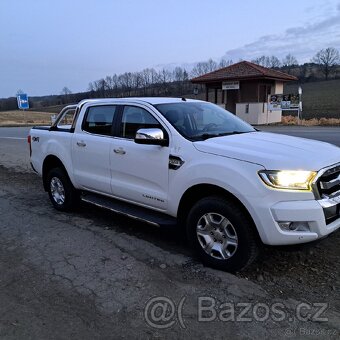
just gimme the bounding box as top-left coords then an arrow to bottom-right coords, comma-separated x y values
285,79 -> 340,119
0,110 -> 52,126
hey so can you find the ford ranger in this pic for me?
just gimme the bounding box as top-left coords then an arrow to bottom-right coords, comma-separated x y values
29,98 -> 340,271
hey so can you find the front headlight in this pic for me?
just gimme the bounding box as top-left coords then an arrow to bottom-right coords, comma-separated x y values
258,170 -> 317,190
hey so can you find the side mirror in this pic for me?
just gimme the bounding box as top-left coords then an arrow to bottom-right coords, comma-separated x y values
134,128 -> 168,146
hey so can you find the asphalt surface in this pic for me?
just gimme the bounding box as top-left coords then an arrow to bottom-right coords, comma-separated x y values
0,126 -> 339,339
259,126 -> 340,147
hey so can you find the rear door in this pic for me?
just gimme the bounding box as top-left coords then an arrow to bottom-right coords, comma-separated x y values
72,105 -> 118,194
110,105 -> 170,210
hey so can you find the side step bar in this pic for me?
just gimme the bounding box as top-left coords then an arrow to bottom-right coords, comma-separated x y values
81,192 -> 177,228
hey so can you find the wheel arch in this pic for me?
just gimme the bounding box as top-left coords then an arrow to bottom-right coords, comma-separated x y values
177,183 -> 261,240
42,155 -> 68,191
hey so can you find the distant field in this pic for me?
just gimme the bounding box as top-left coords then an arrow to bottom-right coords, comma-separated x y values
29,104 -> 69,114
285,79 -> 340,119
0,110 -> 52,126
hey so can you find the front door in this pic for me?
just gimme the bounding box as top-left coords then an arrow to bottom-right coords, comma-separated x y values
226,90 -> 238,114
110,105 -> 170,210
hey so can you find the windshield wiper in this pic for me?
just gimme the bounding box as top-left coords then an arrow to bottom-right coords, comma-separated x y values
192,131 -> 253,140
217,131 -> 250,136
191,133 -> 219,140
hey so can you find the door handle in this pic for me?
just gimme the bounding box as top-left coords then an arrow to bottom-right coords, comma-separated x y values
76,141 -> 86,147
113,148 -> 126,155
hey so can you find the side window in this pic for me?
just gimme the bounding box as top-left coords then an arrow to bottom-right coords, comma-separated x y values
83,105 -> 117,136
120,106 -> 162,139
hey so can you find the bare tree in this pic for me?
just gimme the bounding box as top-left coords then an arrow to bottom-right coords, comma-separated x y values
269,56 -> 281,68
219,58 -> 233,68
104,76 -> 114,96
158,69 -> 172,83
251,56 -> 269,67
206,58 -> 218,72
282,54 -> 298,74
93,79 -> 107,97
252,55 -> 280,68
61,86 -> 72,96
132,72 -> 143,93
191,59 -> 218,77
173,67 -> 184,82
312,47 -> 340,80
191,62 -> 208,77
282,54 -> 298,67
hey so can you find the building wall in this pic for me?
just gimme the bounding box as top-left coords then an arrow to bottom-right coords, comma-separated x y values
204,80 -> 285,124
239,81 -> 259,102
274,81 -> 284,94
236,102 -> 282,125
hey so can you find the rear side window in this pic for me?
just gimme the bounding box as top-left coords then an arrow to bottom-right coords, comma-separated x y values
83,105 -> 117,136
120,106 -> 161,139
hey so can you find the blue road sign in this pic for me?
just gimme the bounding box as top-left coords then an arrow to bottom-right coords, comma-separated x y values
17,93 -> 29,109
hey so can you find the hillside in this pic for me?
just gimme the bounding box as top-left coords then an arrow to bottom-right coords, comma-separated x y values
284,79 -> 340,119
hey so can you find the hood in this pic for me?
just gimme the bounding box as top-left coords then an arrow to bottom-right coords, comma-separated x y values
193,131 -> 340,170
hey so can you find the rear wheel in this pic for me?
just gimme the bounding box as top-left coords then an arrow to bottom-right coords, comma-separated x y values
47,167 -> 79,211
186,196 -> 259,272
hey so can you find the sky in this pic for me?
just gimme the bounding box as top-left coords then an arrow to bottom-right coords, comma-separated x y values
0,0 -> 339,98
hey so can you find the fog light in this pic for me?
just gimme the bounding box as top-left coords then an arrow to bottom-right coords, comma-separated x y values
289,222 -> 310,232
278,221 -> 310,232
278,222 -> 292,231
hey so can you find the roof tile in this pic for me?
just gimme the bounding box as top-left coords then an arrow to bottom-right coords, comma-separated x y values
191,61 -> 298,82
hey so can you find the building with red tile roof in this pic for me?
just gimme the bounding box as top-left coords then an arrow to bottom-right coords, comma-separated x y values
191,61 -> 298,124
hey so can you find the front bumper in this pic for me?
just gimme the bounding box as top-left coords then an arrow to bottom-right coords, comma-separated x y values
250,195 -> 340,246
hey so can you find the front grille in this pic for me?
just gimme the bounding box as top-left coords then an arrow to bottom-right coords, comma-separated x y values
315,163 -> 340,224
318,164 -> 340,197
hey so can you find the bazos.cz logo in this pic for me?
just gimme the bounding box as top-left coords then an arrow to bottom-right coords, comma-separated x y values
144,296 -> 329,330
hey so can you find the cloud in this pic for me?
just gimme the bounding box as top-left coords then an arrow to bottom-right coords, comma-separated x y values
221,4 -> 340,63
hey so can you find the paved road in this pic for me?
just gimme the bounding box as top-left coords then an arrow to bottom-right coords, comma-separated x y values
0,126 -> 339,172
259,126 -> 340,147
1,125 -> 340,144
0,127 -> 31,172
0,126 -> 339,338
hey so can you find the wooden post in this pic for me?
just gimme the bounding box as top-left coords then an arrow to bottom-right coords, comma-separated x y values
214,88 -> 218,104
205,86 -> 209,101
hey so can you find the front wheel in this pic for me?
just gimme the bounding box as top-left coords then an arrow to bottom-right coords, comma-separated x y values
47,167 -> 79,211
186,196 -> 259,272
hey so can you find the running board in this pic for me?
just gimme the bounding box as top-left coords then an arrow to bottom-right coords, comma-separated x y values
81,193 -> 177,227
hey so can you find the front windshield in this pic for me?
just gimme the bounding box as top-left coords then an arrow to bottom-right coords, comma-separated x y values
155,102 -> 255,140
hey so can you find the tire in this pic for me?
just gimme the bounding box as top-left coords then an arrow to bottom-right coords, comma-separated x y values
47,167 -> 79,212
186,196 -> 259,272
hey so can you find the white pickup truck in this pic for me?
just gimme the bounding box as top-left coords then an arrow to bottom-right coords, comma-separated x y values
29,98 -> 340,271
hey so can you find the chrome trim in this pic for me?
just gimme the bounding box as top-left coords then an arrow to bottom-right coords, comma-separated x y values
317,189 -> 340,208
135,128 -> 164,141
52,105 -> 77,128
311,162 -> 340,199
320,174 -> 340,190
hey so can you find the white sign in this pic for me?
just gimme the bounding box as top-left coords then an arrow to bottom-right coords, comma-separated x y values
222,81 -> 239,90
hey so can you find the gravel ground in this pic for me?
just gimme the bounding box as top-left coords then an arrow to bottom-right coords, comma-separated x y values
0,130 -> 339,339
